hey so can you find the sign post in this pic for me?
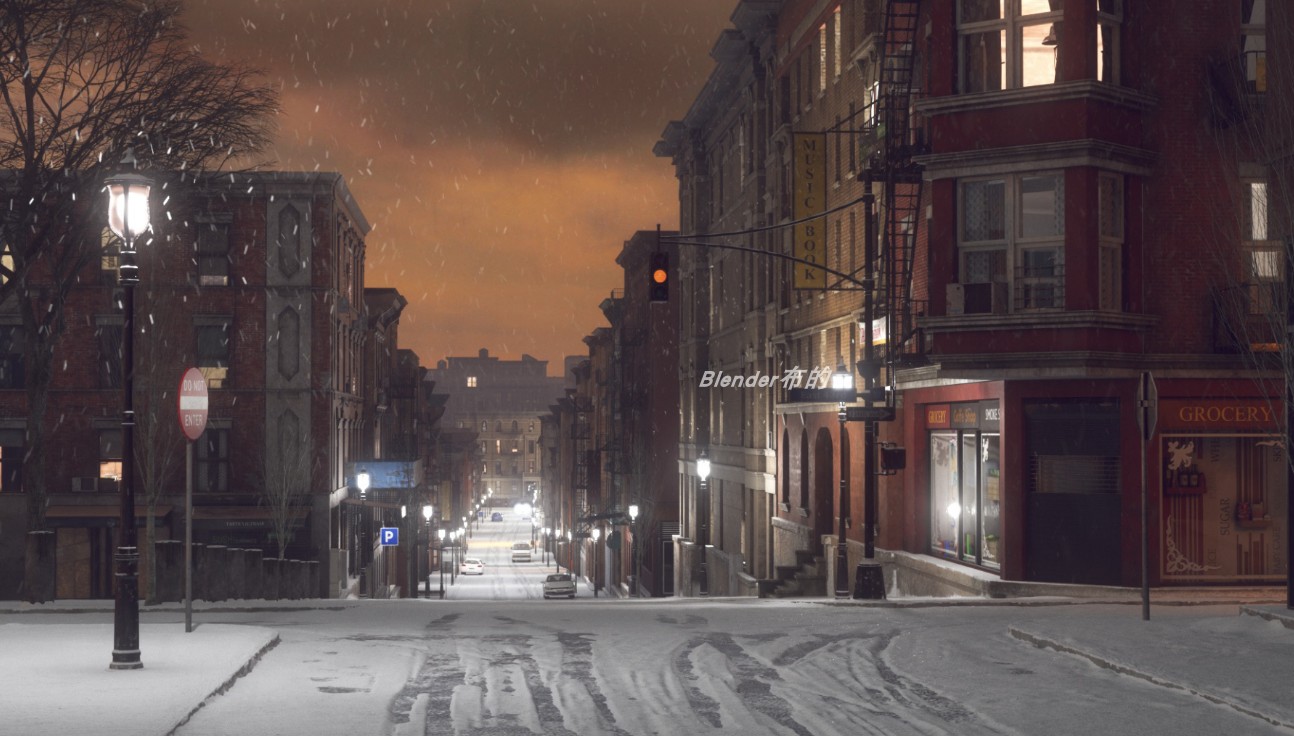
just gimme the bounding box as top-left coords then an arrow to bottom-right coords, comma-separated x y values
1136,370 -> 1157,621
178,368 -> 208,633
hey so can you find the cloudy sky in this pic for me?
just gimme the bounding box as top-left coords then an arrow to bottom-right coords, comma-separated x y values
182,0 -> 735,373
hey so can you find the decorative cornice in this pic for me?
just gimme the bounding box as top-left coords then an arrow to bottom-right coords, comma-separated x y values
920,310 -> 1159,333
913,139 -> 1158,179
915,80 -> 1157,116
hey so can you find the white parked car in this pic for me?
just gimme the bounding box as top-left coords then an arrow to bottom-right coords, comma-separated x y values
460,557 -> 484,575
511,542 -> 532,563
543,573 -> 576,599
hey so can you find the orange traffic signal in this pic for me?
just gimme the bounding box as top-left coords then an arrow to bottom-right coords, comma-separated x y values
649,253 -> 669,302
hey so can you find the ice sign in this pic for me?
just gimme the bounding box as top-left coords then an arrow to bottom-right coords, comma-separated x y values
379,527 -> 399,546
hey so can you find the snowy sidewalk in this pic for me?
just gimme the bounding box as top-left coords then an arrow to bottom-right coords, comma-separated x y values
1,622 -> 278,736
1008,607 -> 1294,731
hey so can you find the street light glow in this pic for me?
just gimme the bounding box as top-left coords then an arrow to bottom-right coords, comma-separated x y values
422,505 -> 433,521
697,457 -> 710,481
628,504 -> 639,521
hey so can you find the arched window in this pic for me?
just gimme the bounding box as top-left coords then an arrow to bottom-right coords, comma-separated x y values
781,429 -> 791,508
511,420 -> 519,432
799,429 -> 810,510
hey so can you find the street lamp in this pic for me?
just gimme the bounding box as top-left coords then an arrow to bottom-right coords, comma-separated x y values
591,527 -> 602,597
437,527 -> 446,597
448,530 -> 457,584
421,505 -> 433,598
628,504 -> 640,598
834,365 -> 852,599
542,527 -> 550,566
106,160 -> 152,671
356,469 -> 371,597
697,452 -> 711,597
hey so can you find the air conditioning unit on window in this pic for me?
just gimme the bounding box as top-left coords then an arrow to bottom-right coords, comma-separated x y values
71,476 -> 98,492
947,282 -> 1008,316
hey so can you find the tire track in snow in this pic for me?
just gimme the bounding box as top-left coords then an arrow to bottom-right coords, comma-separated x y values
670,636 -> 725,729
389,614 -> 464,734
700,633 -> 816,736
555,632 -> 631,735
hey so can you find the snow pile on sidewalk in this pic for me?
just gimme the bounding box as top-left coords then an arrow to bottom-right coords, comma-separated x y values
2,622 -> 277,736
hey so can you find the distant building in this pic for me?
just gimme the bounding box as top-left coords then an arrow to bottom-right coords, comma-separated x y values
427,349 -> 565,514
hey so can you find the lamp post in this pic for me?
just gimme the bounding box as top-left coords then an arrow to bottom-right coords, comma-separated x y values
542,527 -> 550,566
628,504 -> 640,598
833,366 -> 853,598
591,527 -> 602,597
566,529 -> 573,574
531,516 -> 538,551
356,469 -> 371,597
106,161 -> 152,671
437,527 -> 446,597
421,505 -> 433,599
448,531 -> 457,585
697,453 -> 711,597
463,515 -> 469,539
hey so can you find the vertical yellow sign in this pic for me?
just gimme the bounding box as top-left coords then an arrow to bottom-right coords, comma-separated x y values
793,133 -> 827,288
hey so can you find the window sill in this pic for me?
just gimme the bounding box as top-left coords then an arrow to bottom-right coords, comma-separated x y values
796,506 -> 810,518
916,80 -> 1157,116
921,309 -> 1157,334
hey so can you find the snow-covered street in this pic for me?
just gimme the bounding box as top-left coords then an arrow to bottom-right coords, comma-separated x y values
5,517 -> 1293,735
4,598 -> 1292,735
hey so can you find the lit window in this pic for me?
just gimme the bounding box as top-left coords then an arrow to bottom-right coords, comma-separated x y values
466,376 -> 477,387
1097,0 -> 1122,84
819,24 -> 828,92
832,8 -> 842,79
1244,181 -> 1280,315
958,0 -> 1064,93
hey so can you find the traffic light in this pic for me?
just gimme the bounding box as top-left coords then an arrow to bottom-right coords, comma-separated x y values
649,253 -> 669,302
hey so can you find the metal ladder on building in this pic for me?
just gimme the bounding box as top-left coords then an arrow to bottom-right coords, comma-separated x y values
876,0 -> 926,365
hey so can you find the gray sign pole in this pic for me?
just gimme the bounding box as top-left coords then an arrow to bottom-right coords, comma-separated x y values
185,441 -> 193,633
1137,371 -> 1157,621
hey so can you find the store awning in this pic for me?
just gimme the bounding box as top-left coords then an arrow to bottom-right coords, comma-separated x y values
45,505 -> 174,528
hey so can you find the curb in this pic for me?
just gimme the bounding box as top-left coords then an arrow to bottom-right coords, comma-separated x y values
164,633 -> 282,736
1007,626 -> 1294,732
1240,605 -> 1294,631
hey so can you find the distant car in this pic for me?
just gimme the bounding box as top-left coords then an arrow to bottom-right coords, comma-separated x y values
490,512 -> 504,522
460,558 -> 484,575
543,573 -> 576,599
511,542 -> 532,563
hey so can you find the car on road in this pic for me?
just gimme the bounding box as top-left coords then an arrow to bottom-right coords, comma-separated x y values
460,558 -> 484,575
490,512 -> 504,522
543,573 -> 576,599
511,542 -> 532,563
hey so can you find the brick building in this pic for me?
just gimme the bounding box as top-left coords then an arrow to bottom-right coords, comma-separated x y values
659,0 -> 1286,595
0,170 -> 430,599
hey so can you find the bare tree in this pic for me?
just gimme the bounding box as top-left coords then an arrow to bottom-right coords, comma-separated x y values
0,0 -> 275,596
263,410 -> 316,561
1206,3 -> 1293,420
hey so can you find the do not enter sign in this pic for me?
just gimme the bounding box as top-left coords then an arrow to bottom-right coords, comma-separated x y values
178,367 -> 209,441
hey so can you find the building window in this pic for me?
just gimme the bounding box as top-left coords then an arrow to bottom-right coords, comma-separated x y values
495,439 -> 501,454
527,461 -> 534,473
958,0 -> 1064,93
195,320 -> 231,388
197,222 -> 230,286
818,24 -> 828,93
99,430 -> 122,491
466,376 -> 477,387
195,428 -> 229,493
0,326 -> 25,389
1244,180 -> 1280,315
1098,173 -> 1124,311
958,172 -> 1065,311
528,440 -> 536,454
1241,0 -> 1266,93
95,319 -> 124,389
1097,0 -> 1122,84
832,7 -> 842,80
99,228 -> 119,284
481,420 -> 488,432
495,462 -> 502,475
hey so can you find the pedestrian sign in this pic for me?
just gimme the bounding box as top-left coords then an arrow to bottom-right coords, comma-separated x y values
379,527 -> 399,546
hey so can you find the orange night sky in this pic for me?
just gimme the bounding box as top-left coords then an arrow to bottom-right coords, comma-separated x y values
182,0 -> 734,374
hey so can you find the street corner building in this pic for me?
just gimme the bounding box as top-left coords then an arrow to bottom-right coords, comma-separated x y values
654,0 -> 1290,597
0,171 -> 442,602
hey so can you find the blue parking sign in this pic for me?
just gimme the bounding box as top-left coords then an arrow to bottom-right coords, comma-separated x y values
379,527 -> 399,546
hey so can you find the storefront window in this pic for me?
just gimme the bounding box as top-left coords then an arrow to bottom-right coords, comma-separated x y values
1161,434 -> 1287,581
929,401 -> 1001,569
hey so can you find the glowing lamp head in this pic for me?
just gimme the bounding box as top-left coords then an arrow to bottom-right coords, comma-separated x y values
104,173 -> 152,242
628,504 -> 640,521
422,505 -> 433,521
697,456 -> 711,481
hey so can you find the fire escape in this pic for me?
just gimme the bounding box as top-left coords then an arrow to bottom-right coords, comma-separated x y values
872,0 -> 926,367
